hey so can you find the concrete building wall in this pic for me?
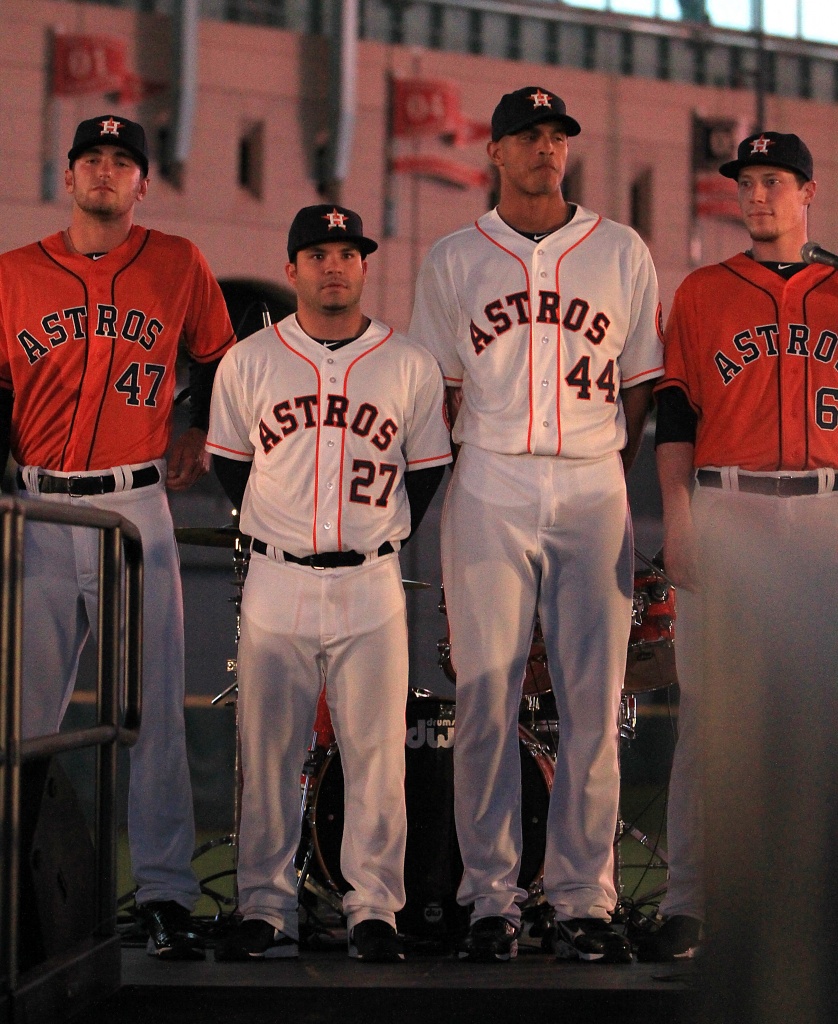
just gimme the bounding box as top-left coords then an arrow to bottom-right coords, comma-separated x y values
2,1 -> 838,334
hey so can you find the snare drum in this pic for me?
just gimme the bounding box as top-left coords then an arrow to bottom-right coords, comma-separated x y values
306,696 -> 554,939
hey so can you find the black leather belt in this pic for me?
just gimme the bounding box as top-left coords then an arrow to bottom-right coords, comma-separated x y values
251,539 -> 394,568
17,465 -> 160,496
696,468 -> 838,497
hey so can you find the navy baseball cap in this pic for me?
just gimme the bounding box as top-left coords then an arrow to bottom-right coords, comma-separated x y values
491,87 -> 581,142
287,205 -> 378,261
68,114 -> 149,177
719,132 -> 813,181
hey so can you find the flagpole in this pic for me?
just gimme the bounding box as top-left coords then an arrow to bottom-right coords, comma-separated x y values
321,0 -> 359,205
42,31 -> 63,202
168,0 -> 199,188
752,0 -> 766,131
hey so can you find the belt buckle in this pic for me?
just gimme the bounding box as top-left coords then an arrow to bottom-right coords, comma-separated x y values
776,475 -> 797,497
67,475 -> 89,497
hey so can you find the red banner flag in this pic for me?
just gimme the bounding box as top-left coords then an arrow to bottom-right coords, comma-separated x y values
446,117 -> 492,148
694,172 -> 740,220
391,155 -> 490,190
51,34 -> 129,96
692,115 -> 748,220
391,79 -> 462,138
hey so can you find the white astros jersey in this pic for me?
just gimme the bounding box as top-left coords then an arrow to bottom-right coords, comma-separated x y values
410,207 -> 664,457
207,314 -> 451,554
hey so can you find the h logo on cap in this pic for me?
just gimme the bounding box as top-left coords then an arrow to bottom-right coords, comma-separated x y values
99,117 -> 124,137
324,208 -> 349,230
749,135 -> 774,155
528,90 -> 553,109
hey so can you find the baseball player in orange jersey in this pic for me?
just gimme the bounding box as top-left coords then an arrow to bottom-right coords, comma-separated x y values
651,132 -> 838,1023
207,205 -> 451,963
0,115 -> 235,958
409,87 -> 664,962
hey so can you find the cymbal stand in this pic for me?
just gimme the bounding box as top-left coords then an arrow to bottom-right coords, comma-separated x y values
613,693 -> 669,923
190,527 -> 249,909
294,728 -> 339,910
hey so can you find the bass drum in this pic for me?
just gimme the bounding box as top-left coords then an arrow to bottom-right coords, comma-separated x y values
308,697 -> 554,941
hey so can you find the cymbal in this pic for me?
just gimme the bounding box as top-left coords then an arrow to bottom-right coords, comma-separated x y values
174,525 -> 250,548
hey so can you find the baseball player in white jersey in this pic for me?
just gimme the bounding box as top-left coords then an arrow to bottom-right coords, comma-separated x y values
409,87 -> 664,962
207,205 -> 451,963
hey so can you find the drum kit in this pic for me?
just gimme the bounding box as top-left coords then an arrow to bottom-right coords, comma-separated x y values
176,523 -> 677,944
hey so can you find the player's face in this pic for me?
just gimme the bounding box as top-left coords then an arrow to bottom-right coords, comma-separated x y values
737,166 -> 816,245
65,145 -> 148,219
286,243 -> 367,316
488,121 -> 568,199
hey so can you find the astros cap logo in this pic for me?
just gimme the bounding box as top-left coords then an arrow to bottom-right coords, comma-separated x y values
528,90 -> 553,109
324,208 -> 349,230
749,134 -> 774,155
99,117 -> 124,137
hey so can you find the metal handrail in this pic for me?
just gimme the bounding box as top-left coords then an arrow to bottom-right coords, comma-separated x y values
0,496 -> 143,998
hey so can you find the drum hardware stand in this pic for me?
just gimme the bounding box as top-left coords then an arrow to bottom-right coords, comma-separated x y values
294,706 -> 346,918
613,693 -> 669,924
613,546 -> 675,922
295,737 -> 327,900
189,522 -> 250,911
187,316 -> 275,910
634,546 -> 673,586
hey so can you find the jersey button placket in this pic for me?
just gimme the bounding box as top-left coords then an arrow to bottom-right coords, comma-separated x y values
319,350 -> 343,547
320,434 -> 339,543
532,249 -> 560,453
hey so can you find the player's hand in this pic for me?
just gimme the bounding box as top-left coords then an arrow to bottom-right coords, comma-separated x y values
166,427 -> 209,491
662,513 -> 699,592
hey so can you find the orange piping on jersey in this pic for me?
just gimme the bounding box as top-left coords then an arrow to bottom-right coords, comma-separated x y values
407,452 -> 450,467
335,327 -> 394,550
474,221 -> 535,451
622,365 -> 664,385
206,440 -> 252,458
552,215 -> 602,456
276,324 -> 323,553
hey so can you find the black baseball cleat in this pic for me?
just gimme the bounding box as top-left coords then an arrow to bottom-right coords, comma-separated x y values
347,920 -> 404,962
636,915 -> 702,962
214,918 -> 299,961
458,916 -> 519,962
135,900 -> 205,961
552,917 -> 633,963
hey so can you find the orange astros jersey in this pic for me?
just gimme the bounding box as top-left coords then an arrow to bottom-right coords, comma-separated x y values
0,224 -> 234,471
657,252 -> 838,471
